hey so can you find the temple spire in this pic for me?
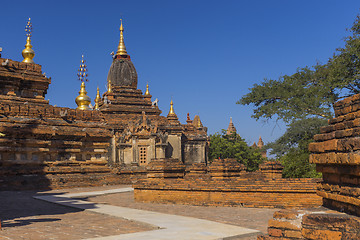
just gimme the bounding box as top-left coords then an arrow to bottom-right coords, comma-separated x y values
94,87 -> 101,110
168,99 -> 175,116
116,19 -> 128,56
193,115 -> 203,128
167,99 -> 178,122
226,117 -> 237,135
75,55 -> 91,110
257,136 -> 264,149
22,18 -> 35,63
75,82 -> 91,110
145,83 -> 150,95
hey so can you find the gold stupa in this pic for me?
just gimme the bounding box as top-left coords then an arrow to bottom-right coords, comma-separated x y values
75,55 -> 91,110
22,18 -> 35,63
94,87 -> 101,110
76,82 -> 91,110
145,83 -> 150,95
168,99 -> 175,116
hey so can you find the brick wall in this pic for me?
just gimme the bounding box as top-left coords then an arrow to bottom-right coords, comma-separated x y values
258,209 -> 360,240
309,93 -> 360,216
0,103 -> 103,121
0,101 -> 120,190
134,159 -> 321,208
258,93 -> 360,239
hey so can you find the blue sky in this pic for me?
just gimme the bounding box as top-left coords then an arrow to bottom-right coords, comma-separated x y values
1,1 -> 360,145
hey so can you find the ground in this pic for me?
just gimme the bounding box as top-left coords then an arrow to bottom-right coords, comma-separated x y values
0,185 -> 278,240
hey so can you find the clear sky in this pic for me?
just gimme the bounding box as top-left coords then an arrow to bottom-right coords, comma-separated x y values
1,1 -> 360,145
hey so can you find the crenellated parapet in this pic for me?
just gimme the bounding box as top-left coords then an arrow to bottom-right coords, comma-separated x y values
134,158 -> 321,208
259,161 -> 283,179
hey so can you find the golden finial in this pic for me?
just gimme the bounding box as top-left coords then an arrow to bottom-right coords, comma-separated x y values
193,115 -> 203,128
197,117 -> 202,128
145,83 -> 150,95
75,55 -> 91,110
22,18 -> 35,63
77,55 -> 89,82
94,86 -> 101,110
168,99 -> 175,115
116,19 -> 128,56
75,82 -> 92,110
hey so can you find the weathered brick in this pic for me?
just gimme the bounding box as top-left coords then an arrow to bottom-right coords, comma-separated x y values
268,219 -> 300,231
268,228 -> 282,237
302,213 -> 360,231
284,230 -> 302,238
308,139 -> 338,153
273,210 -> 300,220
301,228 -> 341,240
256,235 -> 270,240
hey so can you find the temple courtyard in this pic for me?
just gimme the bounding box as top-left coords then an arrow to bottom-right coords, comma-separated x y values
0,185 -> 288,240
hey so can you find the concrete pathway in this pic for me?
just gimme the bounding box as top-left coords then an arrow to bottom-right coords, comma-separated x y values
34,188 -> 260,240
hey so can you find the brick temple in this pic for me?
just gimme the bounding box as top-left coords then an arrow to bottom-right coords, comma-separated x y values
0,20 -> 208,190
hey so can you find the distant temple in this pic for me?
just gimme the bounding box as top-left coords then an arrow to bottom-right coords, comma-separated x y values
226,117 -> 237,135
0,19 -> 208,189
226,118 -> 267,158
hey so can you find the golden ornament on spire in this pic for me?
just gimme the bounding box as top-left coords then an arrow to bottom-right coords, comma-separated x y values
94,87 -> 101,110
193,115 -> 203,128
75,82 -> 92,110
116,19 -> 128,56
168,99 -> 175,115
75,55 -> 91,110
77,55 -> 89,82
145,83 -> 150,95
22,18 -> 35,63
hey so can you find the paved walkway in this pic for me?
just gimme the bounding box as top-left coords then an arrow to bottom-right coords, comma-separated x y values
1,185 -> 278,239
34,188 -> 260,240
87,191 -> 276,234
0,186 -> 155,240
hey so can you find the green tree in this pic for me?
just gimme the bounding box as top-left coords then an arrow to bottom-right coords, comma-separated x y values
237,14 -> 360,177
238,64 -> 334,123
209,130 -> 264,171
266,118 -> 325,178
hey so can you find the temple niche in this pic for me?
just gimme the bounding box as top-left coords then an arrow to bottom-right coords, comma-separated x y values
0,19 -> 208,189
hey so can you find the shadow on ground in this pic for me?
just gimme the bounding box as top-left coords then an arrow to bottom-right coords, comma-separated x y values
0,190 -> 97,228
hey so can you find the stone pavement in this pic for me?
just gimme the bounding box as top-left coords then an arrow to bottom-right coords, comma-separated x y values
0,186 -> 155,240
0,185 -> 278,240
87,192 -> 277,234
35,188 -> 260,239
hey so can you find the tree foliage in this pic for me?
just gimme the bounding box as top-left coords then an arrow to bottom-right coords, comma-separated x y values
267,118 -> 328,158
237,14 -> 360,177
209,131 -> 264,171
266,118 -> 326,178
238,64 -> 335,123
